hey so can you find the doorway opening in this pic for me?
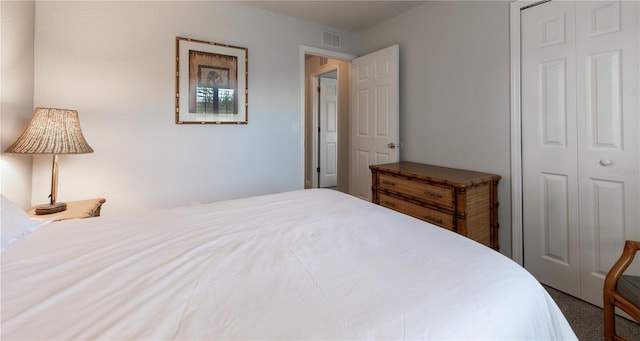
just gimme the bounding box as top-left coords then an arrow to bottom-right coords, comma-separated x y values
303,51 -> 352,192
300,45 -> 399,200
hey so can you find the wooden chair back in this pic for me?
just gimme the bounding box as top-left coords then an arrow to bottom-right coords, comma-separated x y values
603,240 -> 640,341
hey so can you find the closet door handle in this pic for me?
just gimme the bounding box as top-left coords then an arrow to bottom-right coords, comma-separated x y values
599,159 -> 613,167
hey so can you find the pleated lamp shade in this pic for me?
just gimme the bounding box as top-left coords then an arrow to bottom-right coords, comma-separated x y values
5,107 -> 94,155
5,107 -> 93,215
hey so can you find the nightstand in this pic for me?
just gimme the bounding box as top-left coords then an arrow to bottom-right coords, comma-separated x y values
27,198 -> 106,221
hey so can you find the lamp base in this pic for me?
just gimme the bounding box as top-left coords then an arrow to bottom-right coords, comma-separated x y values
35,202 -> 67,215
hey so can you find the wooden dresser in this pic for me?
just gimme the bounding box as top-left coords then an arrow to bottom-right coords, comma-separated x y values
370,162 -> 500,250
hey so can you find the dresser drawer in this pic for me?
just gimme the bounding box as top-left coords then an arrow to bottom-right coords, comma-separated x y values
378,173 -> 454,209
378,192 -> 454,230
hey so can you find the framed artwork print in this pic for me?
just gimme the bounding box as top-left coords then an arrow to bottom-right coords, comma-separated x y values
175,37 -> 248,124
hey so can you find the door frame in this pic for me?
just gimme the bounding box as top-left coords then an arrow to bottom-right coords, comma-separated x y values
298,46 -> 356,189
510,0 -> 548,266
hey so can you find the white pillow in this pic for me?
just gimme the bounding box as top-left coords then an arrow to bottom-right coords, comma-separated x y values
1,195 -> 43,252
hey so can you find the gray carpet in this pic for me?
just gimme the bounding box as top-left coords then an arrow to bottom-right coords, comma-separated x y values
544,285 -> 640,340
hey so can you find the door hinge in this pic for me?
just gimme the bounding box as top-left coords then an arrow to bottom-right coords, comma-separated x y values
316,167 -> 320,173
317,86 -> 321,92
318,126 -> 321,132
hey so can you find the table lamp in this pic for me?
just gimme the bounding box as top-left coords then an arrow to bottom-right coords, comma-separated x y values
5,107 -> 94,214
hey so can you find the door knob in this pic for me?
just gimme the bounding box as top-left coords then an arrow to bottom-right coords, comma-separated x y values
387,142 -> 396,149
599,159 -> 613,166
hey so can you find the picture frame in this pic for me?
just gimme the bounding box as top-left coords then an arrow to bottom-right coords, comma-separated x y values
175,37 -> 248,124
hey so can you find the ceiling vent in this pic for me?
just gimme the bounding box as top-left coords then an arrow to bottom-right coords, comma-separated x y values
322,31 -> 341,49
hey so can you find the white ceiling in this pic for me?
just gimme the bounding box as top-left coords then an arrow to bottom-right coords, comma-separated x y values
242,1 -> 427,32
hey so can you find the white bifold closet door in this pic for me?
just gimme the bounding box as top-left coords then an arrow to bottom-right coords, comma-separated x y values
522,0 -> 639,307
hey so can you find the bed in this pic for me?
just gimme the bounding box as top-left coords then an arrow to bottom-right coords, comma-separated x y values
2,189 -> 576,340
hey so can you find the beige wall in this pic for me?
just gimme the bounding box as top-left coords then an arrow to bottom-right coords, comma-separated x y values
29,1 -> 359,214
1,0 -> 35,208
360,1 -> 512,256
304,55 -> 350,193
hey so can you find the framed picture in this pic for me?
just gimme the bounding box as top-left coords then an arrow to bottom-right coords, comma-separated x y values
175,37 -> 248,124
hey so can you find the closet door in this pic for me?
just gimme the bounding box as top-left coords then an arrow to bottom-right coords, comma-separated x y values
576,0 -> 640,304
522,0 -> 639,307
522,1 -> 581,297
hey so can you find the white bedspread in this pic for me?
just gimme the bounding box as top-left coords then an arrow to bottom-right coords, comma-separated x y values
2,189 -> 576,340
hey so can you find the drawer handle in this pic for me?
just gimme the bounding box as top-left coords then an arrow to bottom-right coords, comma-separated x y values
424,215 -> 443,225
381,180 -> 396,186
424,191 -> 443,199
381,201 -> 396,208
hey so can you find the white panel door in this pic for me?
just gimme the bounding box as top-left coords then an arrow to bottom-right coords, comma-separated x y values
522,0 -> 639,307
575,0 -> 640,305
522,1 -> 581,297
350,45 -> 399,200
319,77 -> 338,188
